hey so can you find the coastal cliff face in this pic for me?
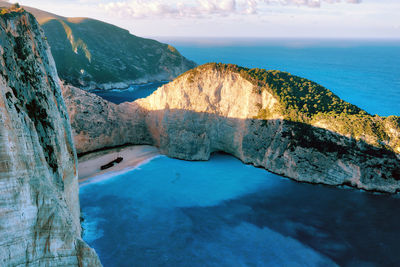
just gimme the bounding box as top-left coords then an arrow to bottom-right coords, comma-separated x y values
62,84 -> 150,154
0,9 -> 100,266
67,64 -> 400,193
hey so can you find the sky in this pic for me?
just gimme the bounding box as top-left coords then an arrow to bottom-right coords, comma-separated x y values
14,0 -> 400,39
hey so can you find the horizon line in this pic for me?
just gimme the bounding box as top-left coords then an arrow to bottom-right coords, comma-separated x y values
146,36 -> 400,40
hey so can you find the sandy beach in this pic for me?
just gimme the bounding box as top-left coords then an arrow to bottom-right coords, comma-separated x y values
78,145 -> 160,184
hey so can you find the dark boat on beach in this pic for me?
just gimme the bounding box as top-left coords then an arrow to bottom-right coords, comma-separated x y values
100,157 -> 123,170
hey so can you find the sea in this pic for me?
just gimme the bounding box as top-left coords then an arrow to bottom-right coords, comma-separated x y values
94,38 -> 400,116
91,82 -> 168,104
83,38 -> 400,266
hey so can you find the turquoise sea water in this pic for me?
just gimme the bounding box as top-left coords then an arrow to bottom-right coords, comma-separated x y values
80,154 -> 400,266
170,38 -> 400,116
81,39 -> 400,266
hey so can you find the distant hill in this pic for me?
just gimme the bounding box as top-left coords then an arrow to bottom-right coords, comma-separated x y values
0,1 -> 196,89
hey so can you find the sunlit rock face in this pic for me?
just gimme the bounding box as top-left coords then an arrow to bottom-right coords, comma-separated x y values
67,64 -> 400,193
62,84 -> 151,155
0,10 -> 101,266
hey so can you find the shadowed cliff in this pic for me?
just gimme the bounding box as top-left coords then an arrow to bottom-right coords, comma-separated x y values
63,63 -> 400,193
0,7 -> 101,266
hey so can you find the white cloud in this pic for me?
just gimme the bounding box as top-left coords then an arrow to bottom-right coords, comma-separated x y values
99,0 -> 237,19
99,0 -> 362,19
260,0 -> 362,8
20,0 -> 400,39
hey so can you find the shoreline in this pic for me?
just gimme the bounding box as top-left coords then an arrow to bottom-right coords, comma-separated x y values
82,80 -> 170,92
77,145 -> 398,195
78,145 -> 160,185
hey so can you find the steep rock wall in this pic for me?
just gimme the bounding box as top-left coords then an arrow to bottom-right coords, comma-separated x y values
0,10 -> 100,266
62,84 -> 150,154
66,66 -> 400,193
137,68 -> 400,193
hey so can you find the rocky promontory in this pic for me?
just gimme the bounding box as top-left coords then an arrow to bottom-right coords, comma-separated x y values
65,63 -> 400,193
0,7 -> 100,266
0,1 -> 197,90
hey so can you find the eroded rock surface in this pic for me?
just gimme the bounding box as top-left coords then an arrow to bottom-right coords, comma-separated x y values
0,9 -> 101,266
62,84 -> 150,155
65,64 -> 400,193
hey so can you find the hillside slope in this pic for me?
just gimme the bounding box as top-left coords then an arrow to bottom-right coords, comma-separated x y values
0,7 -> 101,266
64,63 -> 400,193
0,1 -> 196,89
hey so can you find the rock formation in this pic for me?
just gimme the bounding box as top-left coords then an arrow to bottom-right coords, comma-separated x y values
65,63 -> 400,193
0,7 -> 101,266
62,84 -> 150,155
0,0 -> 196,90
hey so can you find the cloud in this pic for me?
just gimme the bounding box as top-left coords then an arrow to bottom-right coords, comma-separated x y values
99,0 -> 362,19
99,0 -> 237,19
261,0 -> 362,8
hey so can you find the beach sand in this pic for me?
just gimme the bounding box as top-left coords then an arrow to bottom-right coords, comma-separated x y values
78,145 -> 160,184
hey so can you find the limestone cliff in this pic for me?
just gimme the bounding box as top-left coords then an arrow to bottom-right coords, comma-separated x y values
0,8 -> 101,266
62,84 -> 150,155
65,63 -> 400,193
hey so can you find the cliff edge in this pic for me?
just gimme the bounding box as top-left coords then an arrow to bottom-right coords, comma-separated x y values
0,7 -> 101,266
65,63 -> 400,193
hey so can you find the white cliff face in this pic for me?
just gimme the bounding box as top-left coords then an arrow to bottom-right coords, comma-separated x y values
0,10 -> 100,266
62,84 -> 150,155
136,68 -> 278,159
136,68 -> 400,192
140,70 -> 267,118
66,65 -> 400,193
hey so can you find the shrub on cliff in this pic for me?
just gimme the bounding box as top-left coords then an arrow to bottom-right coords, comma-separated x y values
0,3 -> 24,16
186,63 -> 399,152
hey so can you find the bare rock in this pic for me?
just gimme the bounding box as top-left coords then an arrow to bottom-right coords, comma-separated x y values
0,9 -> 101,266
66,64 -> 400,193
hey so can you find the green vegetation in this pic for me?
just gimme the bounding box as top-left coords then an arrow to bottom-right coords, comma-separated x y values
312,113 -> 388,143
0,3 -> 24,16
58,20 -> 91,62
184,63 -> 400,151
197,63 -> 366,119
38,16 -> 196,87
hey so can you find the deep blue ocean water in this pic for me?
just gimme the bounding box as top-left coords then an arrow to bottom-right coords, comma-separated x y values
170,38 -> 400,116
81,154 -> 400,267
81,39 -> 400,266
92,81 -> 168,104
97,38 -> 400,116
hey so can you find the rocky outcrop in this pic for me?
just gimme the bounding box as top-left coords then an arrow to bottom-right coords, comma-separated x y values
65,63 -> 400,193
0,8 -> 100,266
0,1 -> 196,90
62,84 -> 150,154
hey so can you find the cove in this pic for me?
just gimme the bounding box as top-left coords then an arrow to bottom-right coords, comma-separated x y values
80,153 -> 400,266
91,81 -> 168,104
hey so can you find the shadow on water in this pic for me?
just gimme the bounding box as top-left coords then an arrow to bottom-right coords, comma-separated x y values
183,180 -> 400,266
80,153 -> 400,267
77,104 -> 400,188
